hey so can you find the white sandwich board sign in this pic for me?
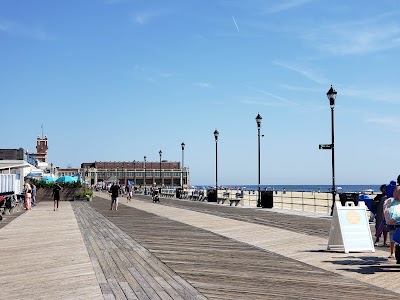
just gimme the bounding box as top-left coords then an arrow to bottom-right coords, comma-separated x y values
327,201 -> 375,253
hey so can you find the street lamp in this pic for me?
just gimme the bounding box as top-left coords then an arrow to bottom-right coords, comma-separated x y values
256,114 -> 262,207
214,130 -> 219,196
159,150 -> 162,186
144,156 -> 147,194
327,85 -> 337,215
181,142 -> 185,189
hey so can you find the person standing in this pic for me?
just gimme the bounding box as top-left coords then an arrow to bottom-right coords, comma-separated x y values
373,184 -> 388,246
31,183 -> 37,206
24,183 -> 32,210
109,182 -> 119,210
52,183 -> 62,211
393,175 -> 400,263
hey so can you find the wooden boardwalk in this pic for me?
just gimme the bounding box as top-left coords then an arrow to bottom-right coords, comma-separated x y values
0,201 -> 102,300
1,194 -> 400,299
89,195 -> 400,299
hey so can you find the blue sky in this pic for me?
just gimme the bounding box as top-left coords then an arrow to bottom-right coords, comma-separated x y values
1,0 -> 400,185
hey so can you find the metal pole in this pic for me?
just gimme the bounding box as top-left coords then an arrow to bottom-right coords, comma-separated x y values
215,139 -> 218,194
159,152 -> 162,186
144,156 -> 146,194
257,126 -> 261,207
181,146 -> 184,189
331,107 -> 335,213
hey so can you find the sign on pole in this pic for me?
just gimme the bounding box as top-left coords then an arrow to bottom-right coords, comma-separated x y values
327,201 -> 375,253
319,144 -> 332,150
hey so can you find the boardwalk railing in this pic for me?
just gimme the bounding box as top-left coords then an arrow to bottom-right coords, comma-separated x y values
151,188 -> 339,215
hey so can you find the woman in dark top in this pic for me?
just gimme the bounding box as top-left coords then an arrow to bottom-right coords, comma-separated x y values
53,184 -> 62,211
374,184 -> 388,246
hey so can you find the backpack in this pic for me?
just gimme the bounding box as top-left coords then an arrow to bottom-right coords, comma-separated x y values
383,197 -> 400,225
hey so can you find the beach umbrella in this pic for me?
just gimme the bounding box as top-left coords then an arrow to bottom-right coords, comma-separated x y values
41,177 -> 56,183
56,176 -> 76,183
26,172 -> 43,178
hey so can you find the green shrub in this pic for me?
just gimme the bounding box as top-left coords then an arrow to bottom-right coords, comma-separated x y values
75,189 -> 93,199
34,180 -> 83,189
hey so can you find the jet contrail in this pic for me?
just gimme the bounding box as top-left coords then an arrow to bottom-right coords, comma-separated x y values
232,16 -> 240,32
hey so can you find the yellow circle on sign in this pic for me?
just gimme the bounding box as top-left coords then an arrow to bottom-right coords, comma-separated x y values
346,210 -> 360,224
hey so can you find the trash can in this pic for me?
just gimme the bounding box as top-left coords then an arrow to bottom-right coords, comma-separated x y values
339,193 -> 359,207
261,191 -> 273,208
207,189 -> 217,202
176,188 -> 182,199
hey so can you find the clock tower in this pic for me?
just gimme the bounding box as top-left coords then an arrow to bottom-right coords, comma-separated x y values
33,136 -> 48,162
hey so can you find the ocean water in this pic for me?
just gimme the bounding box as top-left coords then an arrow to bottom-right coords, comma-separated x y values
196,184 -> 381,193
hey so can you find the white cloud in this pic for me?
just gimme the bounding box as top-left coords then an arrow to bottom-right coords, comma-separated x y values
273,61 -> 328,85
278,84 -> 321,93
104,0 -> 132,4
0,18 -> 52,40
366,117 -> 400,132
304,12 -> 400,55
133,11 -> 162,25
266,0 -> 312,14
195,82 -> 212,89
242,84 -> 299,106
340,86 -> 400,104
132,65 -> 178,83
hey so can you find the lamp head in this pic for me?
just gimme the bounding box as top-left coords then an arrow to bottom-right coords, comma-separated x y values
255,113 -> 262,128
181,142 -> 185,150
159,150 -> 162,156
214,129 -> 219,141
327,85 -> 337,108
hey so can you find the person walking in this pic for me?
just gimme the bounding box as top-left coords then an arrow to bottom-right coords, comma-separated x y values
109,182 -> 119,211
126,182 -> 133,202
52,183 -> 62,211
24,183 -> 32,210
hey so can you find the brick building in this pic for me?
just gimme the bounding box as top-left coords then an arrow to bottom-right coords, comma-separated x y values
81,161 -> 189,187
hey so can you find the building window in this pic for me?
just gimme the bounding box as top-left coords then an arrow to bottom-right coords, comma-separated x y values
164,172 -> 171,177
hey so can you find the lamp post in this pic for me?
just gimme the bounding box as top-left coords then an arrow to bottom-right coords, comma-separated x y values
159,150 -> 162,186
133,160 -> 136,188
214,130 -> 219,197
327,85 -> 337,215
255,114 -> 262,207
144,156 -> 147,194
181,142 -> 185,189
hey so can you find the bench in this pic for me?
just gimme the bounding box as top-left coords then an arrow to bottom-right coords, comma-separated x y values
230,192 -> 244,206
217,198 -> 229,204
229,199 -> 241,206
217,192 -> 230,204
